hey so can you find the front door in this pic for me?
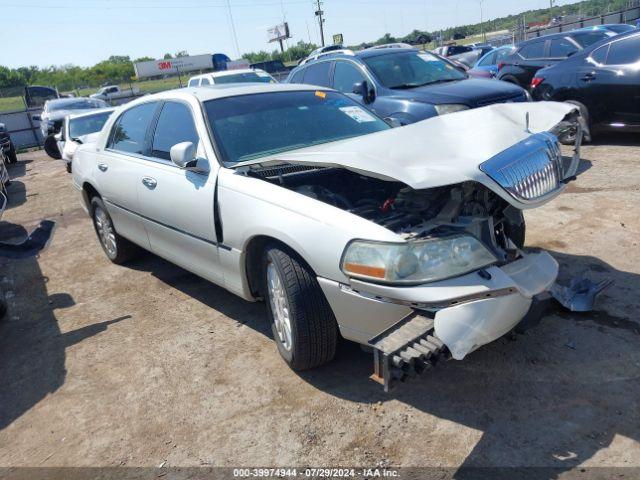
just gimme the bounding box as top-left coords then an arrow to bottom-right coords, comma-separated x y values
134,100 -> 222,284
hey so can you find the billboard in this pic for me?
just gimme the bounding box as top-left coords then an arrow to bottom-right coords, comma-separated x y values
134,54 -> 214,79
267,22 -> 290,42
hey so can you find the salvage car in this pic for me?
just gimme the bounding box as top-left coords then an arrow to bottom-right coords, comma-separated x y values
56,108 -> 115,172
286,48 -> 529,125
72,84 -> 582,390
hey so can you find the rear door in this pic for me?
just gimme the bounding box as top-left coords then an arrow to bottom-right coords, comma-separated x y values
135,100 -> 222,283
98,101 -> 160,249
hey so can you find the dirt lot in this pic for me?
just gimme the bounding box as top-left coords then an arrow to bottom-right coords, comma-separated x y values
1,137 -> 639,475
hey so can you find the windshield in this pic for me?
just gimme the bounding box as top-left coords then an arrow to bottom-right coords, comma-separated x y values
214,72 -> 274,84
48,99 -> 107,111
204,90 -> 389,164
69,111 -> 111,139
363,51 -> 466,89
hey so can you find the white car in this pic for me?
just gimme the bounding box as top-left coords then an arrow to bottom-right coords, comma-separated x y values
187,69 -> 276,87
72,84 -> 582,389
56,108 -> 115,172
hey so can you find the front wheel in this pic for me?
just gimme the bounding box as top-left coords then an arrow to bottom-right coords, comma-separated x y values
560,100 -> 591,145
91,197 -> 140,264
263,245 -> 337,371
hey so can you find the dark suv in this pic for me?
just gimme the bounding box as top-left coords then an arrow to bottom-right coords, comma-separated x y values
497,30 -> 613,88
285,48 -> 528,125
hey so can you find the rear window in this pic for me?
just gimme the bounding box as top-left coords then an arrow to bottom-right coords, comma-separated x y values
69,111 -> 111,139
519,41 -> 546,59
213,72 -> 273,84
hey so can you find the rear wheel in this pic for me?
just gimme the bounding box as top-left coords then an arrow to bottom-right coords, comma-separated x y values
262,245 -> 337,370
90,196 -> 140,264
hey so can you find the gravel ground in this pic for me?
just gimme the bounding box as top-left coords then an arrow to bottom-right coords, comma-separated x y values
0,136 -> 639,475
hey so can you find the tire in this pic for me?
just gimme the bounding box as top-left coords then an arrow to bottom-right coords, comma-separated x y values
90,196 -> 140,264
7,142 -> 17,164
499,75 -> 521,87
65,162 -> 72,173
560,100 -> 591,145
262,244 -> 337,371
505,211 -> 526,249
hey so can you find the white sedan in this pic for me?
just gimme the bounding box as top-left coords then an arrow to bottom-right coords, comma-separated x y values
72,84 -> 581,389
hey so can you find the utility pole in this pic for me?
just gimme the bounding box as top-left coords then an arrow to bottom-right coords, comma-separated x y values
479,0 -> 486,43
315,0 -> 325,47
549,0 -> 555,21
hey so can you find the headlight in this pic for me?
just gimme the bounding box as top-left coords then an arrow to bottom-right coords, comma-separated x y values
341,235 -> 497,285
434,104 -> 470,115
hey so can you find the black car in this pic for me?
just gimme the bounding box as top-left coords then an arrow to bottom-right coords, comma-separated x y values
0,123 -> 17,164
497,30 -> 614,88
286,48 -> 528,126
532,30 -> 640,141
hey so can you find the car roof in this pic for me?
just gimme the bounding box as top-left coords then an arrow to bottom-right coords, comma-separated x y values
135,83 -> 332,104
45,97 -> 104,107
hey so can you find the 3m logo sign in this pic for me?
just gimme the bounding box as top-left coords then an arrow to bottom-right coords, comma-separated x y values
158,61 -> 173,70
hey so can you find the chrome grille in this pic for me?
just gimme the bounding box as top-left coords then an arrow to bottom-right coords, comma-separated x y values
480,132 -> 564,203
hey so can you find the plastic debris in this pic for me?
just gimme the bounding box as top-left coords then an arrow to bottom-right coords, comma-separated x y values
550,277 -> 614,312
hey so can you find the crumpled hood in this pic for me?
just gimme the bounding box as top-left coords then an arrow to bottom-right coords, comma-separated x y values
245,101 -> 576,198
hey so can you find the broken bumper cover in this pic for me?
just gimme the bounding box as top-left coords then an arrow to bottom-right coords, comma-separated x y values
319,249 -> 559,362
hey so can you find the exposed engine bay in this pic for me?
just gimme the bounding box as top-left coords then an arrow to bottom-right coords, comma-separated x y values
250,165 -> 525,264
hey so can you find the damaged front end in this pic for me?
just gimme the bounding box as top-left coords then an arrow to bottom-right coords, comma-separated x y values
242,102 -> 601,390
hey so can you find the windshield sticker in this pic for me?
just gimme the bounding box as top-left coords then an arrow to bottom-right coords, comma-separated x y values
339,106 -> 376,123
315,91 -> 327,99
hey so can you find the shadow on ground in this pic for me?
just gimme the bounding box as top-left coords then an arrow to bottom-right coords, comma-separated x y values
0,221 -> 130,431
117,247 -> 639,475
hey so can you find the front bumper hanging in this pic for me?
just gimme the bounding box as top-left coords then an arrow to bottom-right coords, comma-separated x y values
369,312 -> 448,392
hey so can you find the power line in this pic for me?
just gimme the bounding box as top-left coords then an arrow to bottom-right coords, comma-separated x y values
226,0 -> 241,58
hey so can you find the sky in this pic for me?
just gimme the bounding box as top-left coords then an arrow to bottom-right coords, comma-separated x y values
2,0 -> 581,69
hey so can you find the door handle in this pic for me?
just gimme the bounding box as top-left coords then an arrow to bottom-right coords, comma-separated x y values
97,163 -> 108,172
581,72 -> 596,81
141,177 -> 157,189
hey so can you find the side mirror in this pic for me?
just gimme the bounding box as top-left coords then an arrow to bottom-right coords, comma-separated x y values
170,141 -> 197,168
32,114 -> 41,121
352,80 -> 374,104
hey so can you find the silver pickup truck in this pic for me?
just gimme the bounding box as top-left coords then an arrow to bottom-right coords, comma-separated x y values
72,84 -> 584,389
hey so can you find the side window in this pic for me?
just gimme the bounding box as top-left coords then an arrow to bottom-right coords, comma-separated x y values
107,87 -> 118,94
549,38 -> 579,58
333,61 -> 366,93
151,101 -> 199,161
188,78 -> 199,87
495,48 -> 514,64
606,36 -> 640,65
108,102 -> 158,155
201,77 -> 211,85
519,41 -> 546,59
302,62 -> 332,86
289,69 -> 304,84
590,45 -> 609,64
478,51 -> 497,67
